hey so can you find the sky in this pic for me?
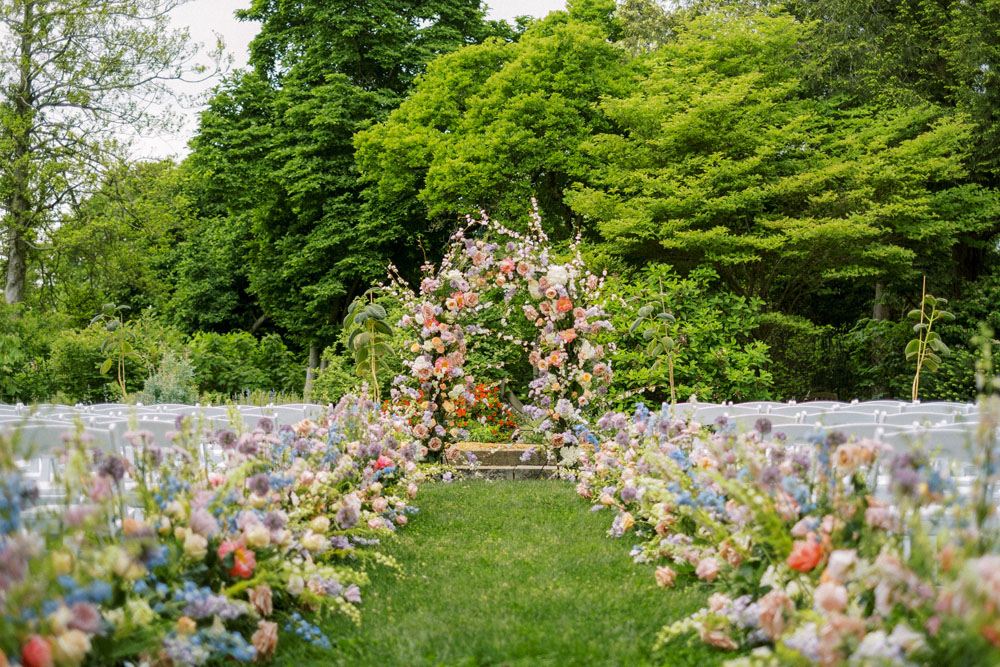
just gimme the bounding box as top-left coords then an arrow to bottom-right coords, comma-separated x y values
135,0 -> 568,159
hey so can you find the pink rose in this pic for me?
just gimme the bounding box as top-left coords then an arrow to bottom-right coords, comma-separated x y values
824,549 -> 856,582
814,581 -> 848,612
695,557 -> 720,582
373,455 -> 393,471
372,497 -> 389,513
395,514 -> 408,526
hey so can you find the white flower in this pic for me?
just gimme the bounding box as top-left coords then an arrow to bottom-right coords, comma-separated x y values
546,264 -> 570,286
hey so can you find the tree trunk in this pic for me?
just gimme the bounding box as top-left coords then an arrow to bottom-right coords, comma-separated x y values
4,226 -> 28,304
303,344 -> 320,400
4,1 -> 35,305
872,282 -> 889,321
871,282 -> 889,397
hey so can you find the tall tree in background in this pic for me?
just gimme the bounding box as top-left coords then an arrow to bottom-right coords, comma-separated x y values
356,0 -> 634,238
0,0 -> 218,304
186,0 -> 513,392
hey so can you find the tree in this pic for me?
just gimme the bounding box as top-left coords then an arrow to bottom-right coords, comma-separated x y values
185,0 -> 510,380
356,0 -> 635,238
0,0 -> 218,304
42,160 -> 193,325
564,12 -> 1000,313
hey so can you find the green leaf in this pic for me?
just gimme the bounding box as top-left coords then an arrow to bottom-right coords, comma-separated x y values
365,304 -> 388,319
628,319 -> 643,335
372,320 -> 393,336
100,358 -> 113,374
938,310 -> 955,322
907,309 -> 923,320
913,322 -> 928,332
642,327 -> 655,341
904,339 -> 920,359
657,312 -> 676,322
121,341 -> 133,355
637,305 -> 655,317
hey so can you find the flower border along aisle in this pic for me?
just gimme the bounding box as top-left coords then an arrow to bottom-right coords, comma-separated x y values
0,393 -> 425,666
578,398 -> 1000,665
385,200 -> 614,458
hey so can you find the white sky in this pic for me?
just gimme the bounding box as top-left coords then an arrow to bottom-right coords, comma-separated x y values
134,0 -> 568,159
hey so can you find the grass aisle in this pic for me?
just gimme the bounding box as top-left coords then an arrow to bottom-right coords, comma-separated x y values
276,480 -> 725,667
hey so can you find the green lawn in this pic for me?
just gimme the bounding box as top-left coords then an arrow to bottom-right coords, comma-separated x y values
275,480 -> 726,666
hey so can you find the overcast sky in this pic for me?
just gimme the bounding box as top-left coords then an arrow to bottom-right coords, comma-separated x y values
134,0 -> 567,159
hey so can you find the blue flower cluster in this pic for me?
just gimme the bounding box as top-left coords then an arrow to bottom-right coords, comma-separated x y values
174,582 -> 246,620
284,612 -> 331,650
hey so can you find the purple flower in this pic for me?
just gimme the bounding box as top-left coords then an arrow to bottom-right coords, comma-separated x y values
257,418 -> 275,434
248,473 -> 270,496
343,584 -> 362,604
68,602 -> 101,633
214,429 -> 238,449
189,508 -> 219,538
98,455 -> 126,482
754,418 -> 772,435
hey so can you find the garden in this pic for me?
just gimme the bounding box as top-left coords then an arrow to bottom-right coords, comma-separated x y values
3,0 -> 1000,665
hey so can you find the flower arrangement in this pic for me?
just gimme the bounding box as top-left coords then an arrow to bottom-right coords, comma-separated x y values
0,393 -> 425,665
385,200 -> 613,457
577,398 -> 1000,665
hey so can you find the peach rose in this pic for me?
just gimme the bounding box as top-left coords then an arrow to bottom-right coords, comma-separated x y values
699,629 -> 738,650
758,589 -> 794,640
814,581 -> 848,613
655,566 -> 676,588
248,584 -> 273,617
696,557 -> 720,582
252,620 -> 278,662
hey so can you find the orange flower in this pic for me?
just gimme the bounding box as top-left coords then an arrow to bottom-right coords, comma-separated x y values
787,536 -> 824,572
556,297 -> 573,313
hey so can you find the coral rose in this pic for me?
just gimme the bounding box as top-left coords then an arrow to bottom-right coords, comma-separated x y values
787,537 -> 824,572
555,297 -> 573,313
21,636 -> 53,667
218,540 -> 256,578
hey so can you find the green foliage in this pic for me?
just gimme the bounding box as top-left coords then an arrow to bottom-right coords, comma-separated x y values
187,331 -> 302,397
628,278 -> 679,403
42,161 -> 195,326
343,290 -> 396,402
184,0 -> 509,350
0,0 -> 215,304
136,351 -> 197,404
0,303 -> 64,402
310,351 -> 357,406
48,310 -> 183,403
605,265 -> 772,404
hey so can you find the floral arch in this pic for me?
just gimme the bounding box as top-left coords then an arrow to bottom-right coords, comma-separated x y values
383,203 -> 614,458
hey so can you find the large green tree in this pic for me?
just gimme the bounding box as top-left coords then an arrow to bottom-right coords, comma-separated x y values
566,11 -> 1000,312
185,0 -> 512,391
356,0 -> 635,238
0,0 -> 215,304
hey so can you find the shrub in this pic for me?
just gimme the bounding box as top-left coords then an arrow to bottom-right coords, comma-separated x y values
188,331 -> 302,396
137,351 -> 198,404
0,303 -> 65,402
605,265 -> 772,405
